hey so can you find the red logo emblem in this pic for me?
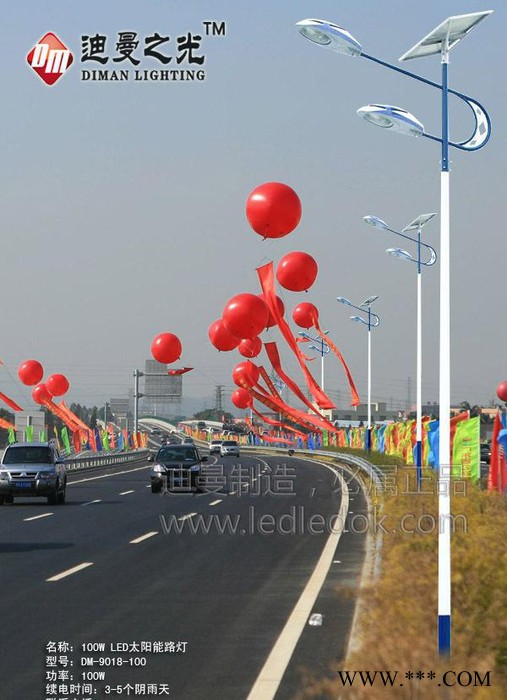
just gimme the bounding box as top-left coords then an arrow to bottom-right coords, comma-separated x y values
27,32 -> 74,85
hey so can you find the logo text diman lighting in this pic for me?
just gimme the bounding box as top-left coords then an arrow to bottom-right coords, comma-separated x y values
27,24 -> 226,85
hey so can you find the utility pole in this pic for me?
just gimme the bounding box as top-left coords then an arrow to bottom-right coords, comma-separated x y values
133,370 -> 142,433
215,385 -> 224,416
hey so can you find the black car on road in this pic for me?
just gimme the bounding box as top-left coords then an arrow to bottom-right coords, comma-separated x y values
150,444 -> 207,493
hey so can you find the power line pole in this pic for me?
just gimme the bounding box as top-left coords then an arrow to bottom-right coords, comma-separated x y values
215,385 -> 224,415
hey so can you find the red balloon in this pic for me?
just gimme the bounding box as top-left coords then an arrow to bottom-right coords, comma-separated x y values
223,294 -> 268,340
18,359 -> 44,386
208,319 -> 240,352
292,302 -> 319,329
32,383 -> 51,405
46,374 -> 70,397
151,332 -> 182,364
497,381 -> 507,402
246,182 -> 302,239
259,294 -> 285,328
276,251 -> 318,292
238,337 -> 262,358
232,361 -> 260,389
231,388 -> 252,409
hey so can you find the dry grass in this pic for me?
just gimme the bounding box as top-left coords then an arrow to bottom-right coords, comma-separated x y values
296,466 -> 507,699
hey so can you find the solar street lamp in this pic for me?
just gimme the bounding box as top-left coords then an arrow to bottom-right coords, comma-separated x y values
298,9 -> 493,657
364,213 -> 437,485
337,296 -> 380,450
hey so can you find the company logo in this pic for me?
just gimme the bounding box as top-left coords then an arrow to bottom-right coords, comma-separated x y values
27,32 -> 74,85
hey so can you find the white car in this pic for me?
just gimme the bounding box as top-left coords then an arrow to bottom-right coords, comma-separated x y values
220,440 -> 240,457
209,440 -> 223,454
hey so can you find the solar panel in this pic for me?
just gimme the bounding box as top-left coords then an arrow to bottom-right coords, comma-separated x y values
399,11 -> 493,61
402,213 -> 437,232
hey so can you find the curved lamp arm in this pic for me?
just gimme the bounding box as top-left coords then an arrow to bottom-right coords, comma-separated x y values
361,53 -> 491,151
388,229 -> 438,266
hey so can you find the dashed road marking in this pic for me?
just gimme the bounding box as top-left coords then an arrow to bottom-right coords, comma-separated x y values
47,562 -> 94,582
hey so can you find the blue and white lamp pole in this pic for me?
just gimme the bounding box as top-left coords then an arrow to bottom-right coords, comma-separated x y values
337,296 -> 380,450
298,331 -> 330,391
363,214 -> 437,486
297,11 -> 492,657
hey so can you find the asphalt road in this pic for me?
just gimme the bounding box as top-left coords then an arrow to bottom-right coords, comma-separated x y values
0,450 -> 368,700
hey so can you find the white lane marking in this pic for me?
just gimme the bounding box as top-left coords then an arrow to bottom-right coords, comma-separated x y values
119,490 -> 135,495
47,562 -> 94,582
209,500 -> 222,506
23,512 -> 54,522
247,465 -> 349,700
82,499 -> 101,506
146,485 -> 152,488
130,531 -> 158,544
69,464 -> 151,485
178,512 -> 197,521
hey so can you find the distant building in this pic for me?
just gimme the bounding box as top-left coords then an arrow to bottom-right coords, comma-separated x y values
109,398 -> 130,430
331,402 -> 400,424
15,411 -> 45,442
141,359 -> 183,419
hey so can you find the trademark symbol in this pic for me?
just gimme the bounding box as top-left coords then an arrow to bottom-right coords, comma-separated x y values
203,21 -> 226,37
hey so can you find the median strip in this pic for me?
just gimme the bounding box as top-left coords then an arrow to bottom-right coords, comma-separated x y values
130,531 -> 158,544
23,512 -> 54,521
47,562 -> 94,582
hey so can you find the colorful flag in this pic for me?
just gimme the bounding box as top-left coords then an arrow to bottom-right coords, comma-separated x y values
61,427 -> 71,454
94,428 -> 103,452
488,412 -> 502,491
452,416 -> 480,479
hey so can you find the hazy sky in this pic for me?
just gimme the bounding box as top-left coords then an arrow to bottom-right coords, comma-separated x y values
1,1 -> 505,415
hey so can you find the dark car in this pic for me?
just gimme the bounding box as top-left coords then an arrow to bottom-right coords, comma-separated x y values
0,442 -> 67,505
480,442 -> 492,463
150,444 -> 207,493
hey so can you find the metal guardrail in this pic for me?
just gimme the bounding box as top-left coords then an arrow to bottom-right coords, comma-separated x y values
241,445 -> 386,492
64,449 -> 151,472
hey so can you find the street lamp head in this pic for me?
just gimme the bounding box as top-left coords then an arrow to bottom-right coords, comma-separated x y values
337,296 -> 351,305
363,215 -> 390,230
357,104 -> 425,137
387,247 -> 413,261
296,19 -> 363,56
350,315 -> 366,325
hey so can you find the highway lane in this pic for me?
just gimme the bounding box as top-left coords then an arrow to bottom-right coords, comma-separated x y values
0,452 -> 367,699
